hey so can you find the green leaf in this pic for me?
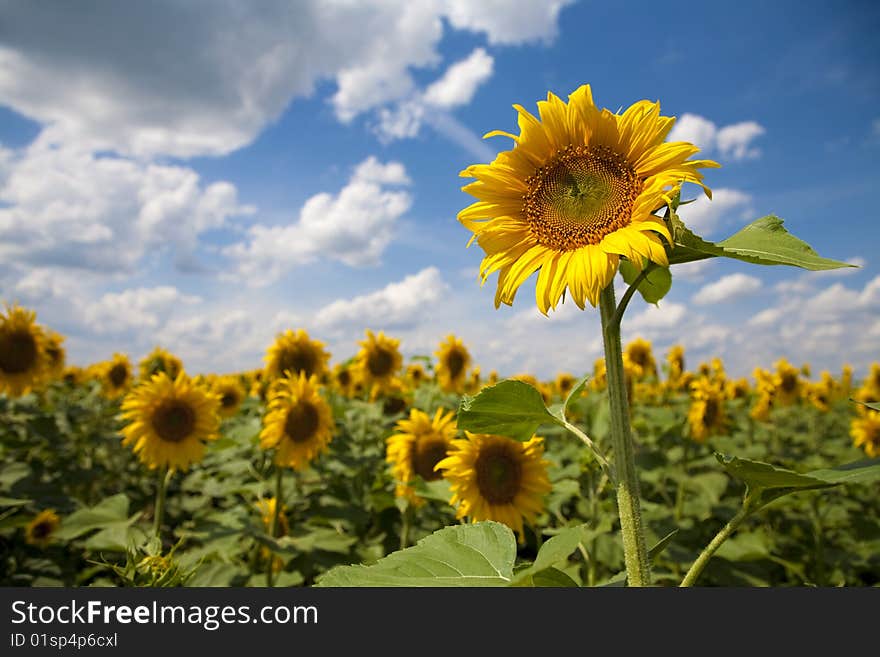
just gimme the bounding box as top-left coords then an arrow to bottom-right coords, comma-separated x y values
457,380 -> 559,441
0,497 -> 32,508
315,521 -> 517,587
619,260 -> 672,304
513,566 -> 579,587
648,529 -> 678,562
852,399 -> 880,412
511,524 -> 587,585
561,375 -> 590,419
54,494 -> 131,540
669,213 -> 853,270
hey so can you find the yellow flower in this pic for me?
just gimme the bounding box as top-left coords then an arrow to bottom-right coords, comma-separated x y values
212,376 -> 246,418
688,378 -> 726,443
44,331 -> 66,381
260,372 -> 334,471
386,408 -> 457,504
435,335 -> 472,393
436,432 -> 551,542
591,357 -> 607,391
100,353 -> 133,399
623,337 -> 657,380
0,304 -> 49,397
120,373 -> 220,471
466,365 -> 482,394
773,358 -> 801,406
25,509 -> 60,547
354,330 -> 402,397
405,362 -> 428,389
255,497 -> 289,537
665,344 -> 685,383
332,363 -> 356,397
458,84 -> 718,313
264,329 -> 330,382
725,378 -> 750,400
139,346 -> 183,381
554,372 -> 576,398
851,411 -> 880,458
62,366 -> 85,386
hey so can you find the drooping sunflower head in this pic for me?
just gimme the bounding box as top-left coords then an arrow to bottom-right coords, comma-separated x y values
212,375 -> 246,418
139,346 -> 184,381
386,408 -> 457,504
458,85 -> 719,313
688,378 -> 726,443
623,337 -> 657,381
120,372 -> 220,471
0,304 -> 49,397
435,432 -> 551,542
265,329 -> 330,381
354,330 -> 403,397
25,509 -> 60,547
435,335 -> 471,393
851,411 -> 880,458
100,353 -> 133,399
259,372 -> 335,471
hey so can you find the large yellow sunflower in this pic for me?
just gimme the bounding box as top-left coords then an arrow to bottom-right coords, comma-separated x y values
458,84 -> 718,313
0,304 -> 49,397
386,408 -> 457,504
212,375 -> 246,418
260,372 -> 335,470
851,411 -> 880,458
100,353 -> 133,399
120,373 -> 220,471
25,509 -> 60,547
436,432 -> 551,541
434,334 -> 471,393
139,346 -> 183,381
354,330 -> 403,397
264,329 -> 330,382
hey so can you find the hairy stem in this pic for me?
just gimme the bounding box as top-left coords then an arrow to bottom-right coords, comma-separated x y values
680,504 -> 751,587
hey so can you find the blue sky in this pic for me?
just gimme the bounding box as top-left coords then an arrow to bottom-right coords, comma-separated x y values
1,0 -> 878,379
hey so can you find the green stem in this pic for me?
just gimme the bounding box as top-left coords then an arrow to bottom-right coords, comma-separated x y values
559,418 -> 615,484
673,442 -> 691,522
400,503 -> 411,551
680,504 -> 751,587
599,283 -> 651,586
152,467 -> 170,540
266,466 -> 283,587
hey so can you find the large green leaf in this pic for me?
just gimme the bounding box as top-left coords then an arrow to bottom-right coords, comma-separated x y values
619,260 -> 672,304
457,380 -> 559,441
669,213 -> 852,270
54,494 -> 131,540
315,521 -> 516,587
511,524 -> 587,585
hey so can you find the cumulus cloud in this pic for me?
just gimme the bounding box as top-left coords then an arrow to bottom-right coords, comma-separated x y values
225,157 -> 411,285
445,0 -> 574,44
85,286 -> 201,335
668,113 -> 766,161
676,188 -> 752,237
627,301 -> 688,331
693,273 -> 762,305
315,267 -> 447,330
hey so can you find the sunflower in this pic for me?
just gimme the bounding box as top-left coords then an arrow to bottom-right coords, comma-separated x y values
467,366 -> 483,394
265,329 -> 330,382
851,411 -> 880,458
256,497 -> 289,537
25,509 -> 60,547
386,408 -> 457,504
436,432 -> 551,541
212,375 -> 246,418
0,304 -> 49,397
554,372 -> 576,398
405,362 -> 428,389
43,331 -> 66,381
725,378 -> 750,400
688,378 -> 726,443
773,358 -> 801,406
623,337 -> 657,380
332,363 -> 356,397
260,372 -> 334,471
666,345 -> 685,382
354,330 -> 403,397
100,353 -> 133,399
591,357 -> 607,391
120,373 -> 220,471
458,84 -> 718,313
62,365 -> 84,386
139,346 -> 183,381
435,335 -> 471,393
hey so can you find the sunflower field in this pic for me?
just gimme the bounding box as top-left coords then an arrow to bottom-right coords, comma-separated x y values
2,85 -> 879,588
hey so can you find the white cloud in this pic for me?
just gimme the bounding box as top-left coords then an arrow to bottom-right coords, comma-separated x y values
85,286 -> 201,335
676,188 -> 752,237
668,113 -> 766,162
627,301 -> 688,331
445,0 -> 574,44
673,258 -> 715,282
747,307 -> 787,327
314,267 -> 448,330
226,157 -> 411,285
692,273 -> 762,305
423,48 -> 494,109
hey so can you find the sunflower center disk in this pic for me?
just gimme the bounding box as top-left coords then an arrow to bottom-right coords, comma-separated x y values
280,350 -> 316,378
367,348 -> 394,377
703,398 -> 720,426
475,445 -> 523,504
524,145 -> 641,251
284,402 -> 320,444
31,521 -> 52,539
0,331 -> 38,374
109,364 -> 128,387
445,350 -> 466,380
412,438 -> 448,481
152,401 -> 196,443
221,392 -> 237,408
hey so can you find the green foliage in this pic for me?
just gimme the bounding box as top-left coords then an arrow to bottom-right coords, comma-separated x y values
457,379 -> 558,441
619,261 -> 672,304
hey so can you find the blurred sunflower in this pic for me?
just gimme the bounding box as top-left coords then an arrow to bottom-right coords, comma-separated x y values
120,373 -> 220,471
554,372 -> 576,398
354,330 -> 402,397
256,497 -> 289,537
260,372 -> 334,471
773,358 -> 801,406
851,411 -> 880,458
100,353 -> 133,399
725,378 -> 750,400
139,346 -> 183,381
666,344 -> 685,383
265,329 -> 330,381
386,408 -> 457,504
458,84 -> 718,313
62,365 -> 85,386
624,337 -> 657,380
436,432 -> 551,542
44,331 -> 66,381
591,357 -> 607,391
405,362 -> 428,389
0,304 -> 49,397
212,376 -> 246,418
435,335 -> 471,393
332,363 -> 356,397
688,378 -> 726,443
25,509 -> 60,548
